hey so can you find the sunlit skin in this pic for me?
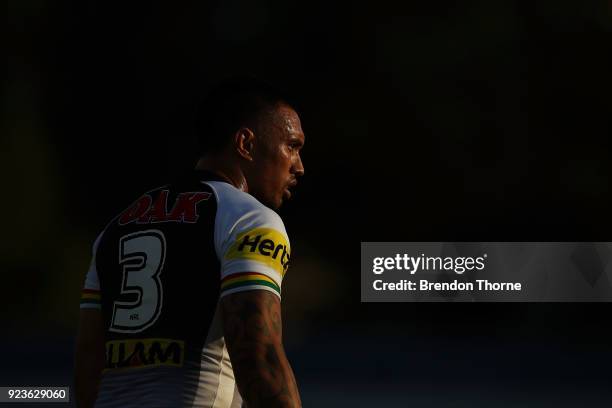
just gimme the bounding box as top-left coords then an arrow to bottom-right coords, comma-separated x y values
196,102 -> 305,209
244,104 -> 305,209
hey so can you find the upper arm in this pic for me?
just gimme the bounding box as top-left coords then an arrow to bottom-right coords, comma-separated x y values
74,308 -> 105,391
220,290 -> 286,402
221,290 -> 283,350
74,309 -> 105,408
76,308 -> 105,356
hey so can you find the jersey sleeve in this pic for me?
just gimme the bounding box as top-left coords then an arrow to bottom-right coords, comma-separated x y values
213,198 -> 291,300
80,232 -> 104,309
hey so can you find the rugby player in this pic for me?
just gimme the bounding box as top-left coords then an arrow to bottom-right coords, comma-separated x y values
74,77 -> 305,407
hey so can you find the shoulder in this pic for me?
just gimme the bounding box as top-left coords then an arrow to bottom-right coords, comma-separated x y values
207,182 -> 292,298
205,181 -> 291,285
203,181 -> 286,234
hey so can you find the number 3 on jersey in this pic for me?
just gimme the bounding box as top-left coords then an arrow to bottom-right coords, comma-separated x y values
110,230 -> 166,333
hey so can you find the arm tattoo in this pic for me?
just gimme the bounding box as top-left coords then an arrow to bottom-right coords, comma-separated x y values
222,291 -> 301,408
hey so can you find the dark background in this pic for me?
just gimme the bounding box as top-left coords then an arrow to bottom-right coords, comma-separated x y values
3,0 -> 612,406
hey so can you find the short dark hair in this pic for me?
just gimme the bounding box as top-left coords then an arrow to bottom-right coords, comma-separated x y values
195,76 -> 295,155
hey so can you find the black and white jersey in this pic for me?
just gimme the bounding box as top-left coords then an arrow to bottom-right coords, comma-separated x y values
80,170 -> 291,408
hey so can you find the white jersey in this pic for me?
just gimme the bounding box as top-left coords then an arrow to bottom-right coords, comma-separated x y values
80,171 -> 291,407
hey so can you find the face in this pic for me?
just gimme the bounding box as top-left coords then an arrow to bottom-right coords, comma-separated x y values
246,104 -> 305,209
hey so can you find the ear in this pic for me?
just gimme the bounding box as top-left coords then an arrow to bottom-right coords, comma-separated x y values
234,127 -> 255,161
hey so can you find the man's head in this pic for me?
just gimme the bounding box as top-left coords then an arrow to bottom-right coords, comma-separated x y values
196,77 -> 305,209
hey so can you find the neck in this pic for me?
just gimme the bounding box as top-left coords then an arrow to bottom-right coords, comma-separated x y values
195,156 -> 248,192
